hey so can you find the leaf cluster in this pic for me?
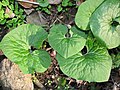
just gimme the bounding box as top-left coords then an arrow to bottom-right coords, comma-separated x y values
36,0 -> 76,14
0,0 -> 120,83
0,0 -> 25,29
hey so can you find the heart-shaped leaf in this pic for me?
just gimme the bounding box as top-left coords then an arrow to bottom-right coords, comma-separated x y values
57,42 -> 112,82
48,24 -> 86,58
75,0 -> 105,30
90,0 -> 120,49
0,24 -> 51,74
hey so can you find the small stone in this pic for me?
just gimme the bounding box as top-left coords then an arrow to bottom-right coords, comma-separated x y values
48,0 -> 62,4
0,59 -> 34,90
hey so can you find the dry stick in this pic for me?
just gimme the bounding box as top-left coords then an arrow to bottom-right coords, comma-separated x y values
111,77 -> 119,90
32,75 -> 46,90
16,0 -> 39,5
50,17 -> 66,27
37,11 -> 48,25
33,80 -> 46,90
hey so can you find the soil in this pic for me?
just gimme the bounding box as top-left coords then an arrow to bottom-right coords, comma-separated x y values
34,57 -> 120,90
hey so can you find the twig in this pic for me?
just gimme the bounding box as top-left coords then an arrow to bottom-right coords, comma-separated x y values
16,0 -> 39,5
32,74 -> 46,90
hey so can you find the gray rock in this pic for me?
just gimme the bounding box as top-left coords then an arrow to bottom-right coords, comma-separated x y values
0,59 -> 34,90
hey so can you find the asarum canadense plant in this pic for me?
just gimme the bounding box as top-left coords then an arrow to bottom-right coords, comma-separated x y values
0,0 -> 120,82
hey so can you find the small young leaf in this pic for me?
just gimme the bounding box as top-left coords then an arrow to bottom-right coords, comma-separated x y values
1,24 -> 51,74
1,0 -> 9,6
48,24 -> 86,58
112,53 -> 120,68
90,0 -> 120,49
85,32 -> 95,51
57,5 -> 63,12
62,0 -> 69,7
57,42 -> 112,82
0,9 -> 4,19
75,0 -> 105,30
37,0 -> 49,7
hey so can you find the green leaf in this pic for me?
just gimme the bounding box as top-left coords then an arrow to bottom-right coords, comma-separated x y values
75,0 -> 105,30
115,16 -> 120,23
57,5 -> 63,12
42,8 -> 51,14
1,24 -> 51,74
85,32 -> 95,51
48,24 -> 86,58
37,0 -> 49,7
112,52 -> 120,68
62,0 -> 69,7
0,9 -> 4,19
1,0 -> 9,6
0,2 -> 2,9
0,19 -> 6,24
57,42 -> 112,82
90,0 -> 120,49
70,26 -> 87,38
18,50 -> 51,73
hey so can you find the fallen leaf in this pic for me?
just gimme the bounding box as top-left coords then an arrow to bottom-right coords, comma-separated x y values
48,0 -> 62,4
5,7 -> 15,18
76,0 -> 84,6
50,50 -> 56,58
17,0 -> 38,8
24,8 -> 35,15
26,11 -> 48,26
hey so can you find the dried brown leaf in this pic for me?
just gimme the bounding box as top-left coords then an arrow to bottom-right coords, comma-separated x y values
5,7 -> 15,18
18,0 -> 38,8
